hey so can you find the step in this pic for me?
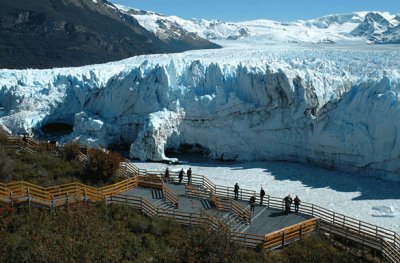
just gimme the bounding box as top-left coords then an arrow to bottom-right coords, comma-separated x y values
151,190 -> 164,199
231,221 -> 250,232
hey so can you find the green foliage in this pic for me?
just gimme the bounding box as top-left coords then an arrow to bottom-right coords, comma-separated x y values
0,145 -> 84,187
0,148 -> 14,181
0,205 -> 366,263
0,141 -> 125,187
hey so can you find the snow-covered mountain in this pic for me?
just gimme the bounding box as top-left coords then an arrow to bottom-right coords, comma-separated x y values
118,6 -> 400,44
378,24 -> 400,44
1,44 -> 400,181
350,12 -> 394,37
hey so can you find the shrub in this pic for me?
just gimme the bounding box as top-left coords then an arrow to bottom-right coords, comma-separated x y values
84,148 -> 122,184
0,148 -> 14,180
61,142 -> 81,161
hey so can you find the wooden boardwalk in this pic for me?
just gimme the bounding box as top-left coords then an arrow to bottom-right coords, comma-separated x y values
0,132 -> 399,262
122,183 -> 312,236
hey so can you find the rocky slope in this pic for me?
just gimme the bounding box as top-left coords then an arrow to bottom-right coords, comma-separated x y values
0,0 -> 219,69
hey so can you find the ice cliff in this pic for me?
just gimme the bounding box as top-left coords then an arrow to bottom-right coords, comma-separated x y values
1,44 -> 400,181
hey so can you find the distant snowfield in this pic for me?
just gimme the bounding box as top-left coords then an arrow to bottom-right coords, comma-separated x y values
132,158 -> 400,234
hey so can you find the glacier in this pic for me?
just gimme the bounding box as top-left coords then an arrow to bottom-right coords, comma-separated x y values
1,44 -> 400,181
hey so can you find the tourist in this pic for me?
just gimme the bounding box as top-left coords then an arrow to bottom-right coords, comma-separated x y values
294,195 -> 301,213
164,167 -> 169,181
283,194 -> 293,215
250,195 -> 256,213
187,167 -> 192,184
178,169 -> 184,183
234,183 -> 239,199
260,187 -> 265,206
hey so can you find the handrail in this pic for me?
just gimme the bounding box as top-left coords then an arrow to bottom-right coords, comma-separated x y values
163,182 -> 179,207
0,177 -> 139,207
230,232 -> 265,249
1,133 -> 399,262
149,170 -> 400,249
264,217 -> 319,249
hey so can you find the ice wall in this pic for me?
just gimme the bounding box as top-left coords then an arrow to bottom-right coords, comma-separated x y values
0,45 -> 399,181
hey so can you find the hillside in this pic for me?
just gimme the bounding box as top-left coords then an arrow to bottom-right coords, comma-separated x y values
0,0 -> 220,69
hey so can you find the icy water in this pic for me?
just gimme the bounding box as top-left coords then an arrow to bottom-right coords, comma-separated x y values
132,156 -> 400,234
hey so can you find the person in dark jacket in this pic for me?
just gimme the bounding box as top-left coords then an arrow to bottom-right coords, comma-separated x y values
294,195 -> 301,213
250,195 -> 256,213
234,183 -> 239,199
178,169 -> 184,183
164,167 -> 169,179
260,187 -> 265,206
187,167 -> 192,184
283,195 -> 293,215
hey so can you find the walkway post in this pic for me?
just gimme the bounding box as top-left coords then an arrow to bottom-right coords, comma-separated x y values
9,192 -> 13,207
27,187 -> 31,208
300,225 -> 303,239
84,188 -> 87,203
52,195 -> 55,210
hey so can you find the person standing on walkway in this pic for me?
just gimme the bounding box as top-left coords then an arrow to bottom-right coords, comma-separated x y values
187,167 -> 192,184
294,195 -> 301,213
283,194 -> 293,215
164,167 -> 169,182
234,183 -> 239,199
259,187 -> 266,206
250,195 -> 256,213
178,169 -> 184,184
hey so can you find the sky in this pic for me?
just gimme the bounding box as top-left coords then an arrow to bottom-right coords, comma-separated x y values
111,0 -> 400,22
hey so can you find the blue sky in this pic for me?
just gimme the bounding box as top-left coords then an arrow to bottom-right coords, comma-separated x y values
111,0 -> 400,21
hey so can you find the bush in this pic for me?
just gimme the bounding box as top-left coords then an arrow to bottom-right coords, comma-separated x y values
0,141 -> 84,186
0,148 -> 14,180
84,149 -> 122,184
61,142 -> 81,161
0,204 -> 369,263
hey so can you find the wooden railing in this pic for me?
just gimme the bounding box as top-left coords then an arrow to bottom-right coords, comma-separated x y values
163,182 -> 179,208
264,217 -> 319,249
210,190 -> 222,210
0,177 -> 139,208
231,232 -> 265,249
138,175 -> 163,189
0,134 -> 58,153
1,134 -> 399,261
151,171 -> 399,261
119,160 -> 140,176
185,184 -> 211,199
217,197 -> 251,222
111,194 -> 157,217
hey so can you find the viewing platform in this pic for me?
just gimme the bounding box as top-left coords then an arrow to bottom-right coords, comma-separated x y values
0,133 -> 399,262
123,181 -> 312,236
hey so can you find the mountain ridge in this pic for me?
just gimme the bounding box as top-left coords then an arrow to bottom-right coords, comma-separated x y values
121,6 -> 400,44
0,0 -> 220,69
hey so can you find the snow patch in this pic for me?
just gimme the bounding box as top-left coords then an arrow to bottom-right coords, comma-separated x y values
372,205 -> 397,218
